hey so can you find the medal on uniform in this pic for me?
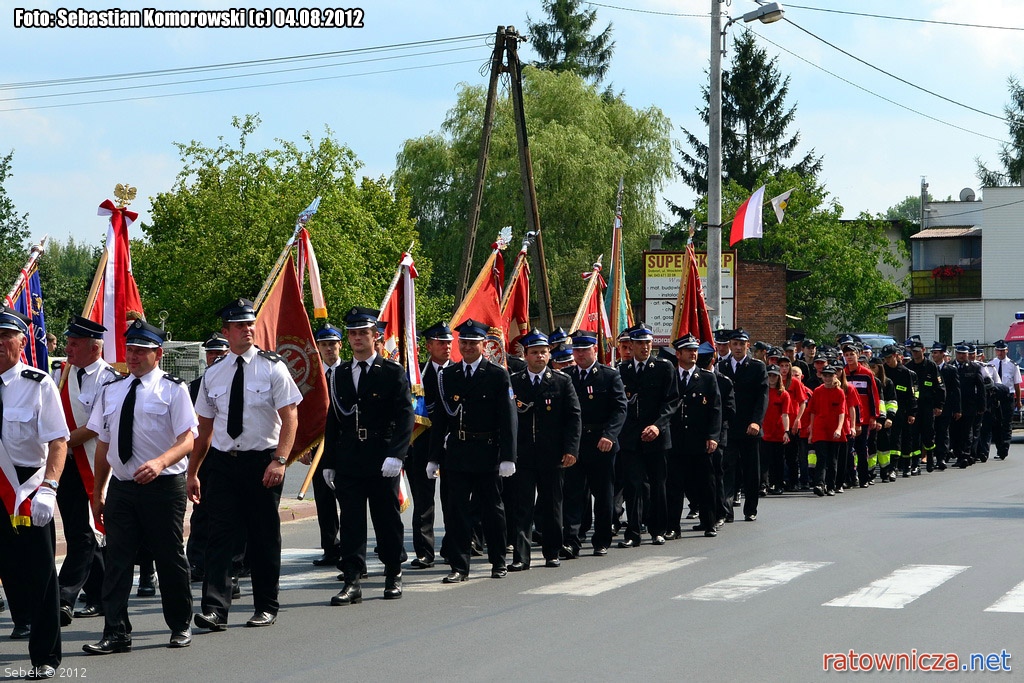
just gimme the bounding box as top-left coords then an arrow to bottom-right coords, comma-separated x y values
587,385 -> 594,400
453,395 -> 460,402
545,398 -> 552,411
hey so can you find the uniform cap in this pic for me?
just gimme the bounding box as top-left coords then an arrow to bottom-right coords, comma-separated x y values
729,328 -> 750,342
421,322 -> 454,341
672,333 -> 700,350
314,325 -> 342,342
930,341 -> 947,353
218,298 -> 256,323
0,306 -> 30,334
64,315 -> 106,339
202,332 -> 230,350
520,328 -> 550,348
547,327 -> 569,345
454,319 -> 488,341
124,319 -> 166,348
343,306 -> 379,330
551,346 -> 573,362
994,339 -> 1008,350
628,323 -> 654,342
766,363 -> 781,375
570,330 -> 597,349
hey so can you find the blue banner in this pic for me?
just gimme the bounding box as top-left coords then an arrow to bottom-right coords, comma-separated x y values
12,267 -> 49,371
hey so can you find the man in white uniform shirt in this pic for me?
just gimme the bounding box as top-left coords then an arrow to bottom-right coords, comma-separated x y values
990,339 -> 1022,460
0,306 -> 69,680
187,298 -> 301,631
83,319 -> 197,654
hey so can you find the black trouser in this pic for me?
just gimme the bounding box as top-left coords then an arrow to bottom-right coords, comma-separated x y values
407,436 -> 437,563
511,466 -> 563,566
57,455 -> 104,608
762,440 -> 786,491
444,469 -> 506,576
934,413 -> 953,463
952,408 -> 978,461
812,441 -> 842,491
992,393 -> 1014,457
665,448 -> 687,535
723,433 -> 760,517
0,487 -> 61,670
186,460 -> 209,574
101,475 -> 192,638
852,426 -> 870,484
336,472 -> 405,581
312,451 -> 341,560
685,444 -> 717,532
976,406 -> 995,461
621,448 -> 667,541
563,443 -> 615,552
201,448 -> 282,620
915,406 -> 937,466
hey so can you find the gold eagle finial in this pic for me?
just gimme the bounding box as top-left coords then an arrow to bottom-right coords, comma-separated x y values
113,183 -> 137,208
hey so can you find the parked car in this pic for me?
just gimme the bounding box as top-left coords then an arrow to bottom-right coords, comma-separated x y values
851,333 -> 898,352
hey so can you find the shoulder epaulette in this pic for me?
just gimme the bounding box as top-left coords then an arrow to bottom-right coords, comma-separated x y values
381,357 -> 402,369
103,375 -> 127,386
210,355 -> 226,366
257,349 -> 283,363
162,374 -> 186,385
20,368 -> 45,382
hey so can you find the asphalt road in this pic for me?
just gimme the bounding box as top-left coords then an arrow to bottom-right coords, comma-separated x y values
3,441 -> 1023,682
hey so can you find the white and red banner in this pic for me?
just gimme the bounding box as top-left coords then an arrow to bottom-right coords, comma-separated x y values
91,200 -> 145,363
729,185 -> 766,247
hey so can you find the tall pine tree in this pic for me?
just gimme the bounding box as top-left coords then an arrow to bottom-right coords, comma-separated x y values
526,0 -> 615,85
976,75 -> 1024,187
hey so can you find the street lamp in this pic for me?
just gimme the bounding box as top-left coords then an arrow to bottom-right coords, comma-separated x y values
706,0 -> 784,330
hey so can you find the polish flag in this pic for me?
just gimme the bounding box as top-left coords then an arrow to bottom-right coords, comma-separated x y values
729,185 -> 766,246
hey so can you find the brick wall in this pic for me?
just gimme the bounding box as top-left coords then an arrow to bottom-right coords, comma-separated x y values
735,260 -> 788,345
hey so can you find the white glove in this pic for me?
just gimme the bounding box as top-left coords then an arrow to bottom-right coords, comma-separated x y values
32,486 -> 57,526
322,469 -> 336,491
381,457 -> 403,478
426,462 -> 440,479
498,461 -> 516,478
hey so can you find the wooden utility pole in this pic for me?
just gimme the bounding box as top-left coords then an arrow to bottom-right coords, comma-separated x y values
455,25 -> 555,331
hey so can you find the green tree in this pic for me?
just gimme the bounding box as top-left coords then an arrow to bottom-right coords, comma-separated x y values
0,151 -> 31,282
977,75 -> 1024,187
673,30 -> 822,203
526,0 -> 615,84
134,115 -> 445,341
394,67 -> 672,315
36,237 -> 102,352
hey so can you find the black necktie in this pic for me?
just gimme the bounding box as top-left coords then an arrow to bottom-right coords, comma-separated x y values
227,357 -> 245,439
118,378 -> 141,464
464,363 -> 472,380
533,375 -> 541,387
636,361 -> 644,375
77,367 -> 86,390
357,360 -> 368,392
998,360 -> 1004,382
580,369 -> 587,382
0,377 -> 5,440
682,370 -> 689,386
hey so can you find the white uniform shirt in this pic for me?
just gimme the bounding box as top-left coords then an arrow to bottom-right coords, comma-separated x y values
67,358 -> 121,428
0,361 -> 70,468
989,357 -> 1023,388
195,345 -> 302,452
87,368 -> 198,481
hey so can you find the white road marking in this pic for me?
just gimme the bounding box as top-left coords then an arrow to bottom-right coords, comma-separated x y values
676,560 -> 831,602
523,556 -> 705,597
824,564 -> 968,609
985,580 -> 1024,613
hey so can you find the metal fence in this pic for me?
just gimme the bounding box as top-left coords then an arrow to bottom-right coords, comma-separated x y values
161,340 -> 204,382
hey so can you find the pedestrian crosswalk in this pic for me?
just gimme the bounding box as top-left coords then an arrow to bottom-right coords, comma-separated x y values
271,549 -> 1023,613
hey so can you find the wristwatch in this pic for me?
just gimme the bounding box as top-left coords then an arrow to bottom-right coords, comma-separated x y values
274,456 -> 287,465
42,479 -> 59,491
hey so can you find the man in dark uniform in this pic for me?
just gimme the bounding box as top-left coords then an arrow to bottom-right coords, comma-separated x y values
508,330 -> 581,569
427,319 -> 517,582
186,333 -> 230,583
56,316 -> 119,625
796,339 -> 816,384
706,343 -> 735,528
406,322 -> 453,569
669,335 -> 722,538
83,320 -> 197,654
188,298 -> 302,630
718,328 -> 768,522
0,307 -> 69,680
905,336 -> 945,474
616,323 -> 679,547
306,325 -> 343,568
952,343 -> 986,467
930,342 -> 961,467
882,345 -> 917,480
323,307 -> 413,605
564,331 -> 626,557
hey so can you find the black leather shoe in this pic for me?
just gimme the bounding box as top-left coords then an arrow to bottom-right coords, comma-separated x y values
82,636 -> 132,655
544,558 -> 561,568
745,514 -> 757,521
384,573 -> 403,599
558,545 -> 579,560
331,583 -> 363,605
169,628 -> 192,648
470,541 -> 484,557
442,571 -> 467,584
231,577 -> 241,599
245,611 -> 277,627
409,557 -> 434,569
685,511 -> 698,519
663,531 -> 679,540
312,554 -> 341,567
692,524 -> 710,531
704,529 -> 718,537
491,565 -> 508,578
74,604 -> 103,619
651,535 -> 666,545
617,539 -> 640,548
59,604 -> 73,627
194,612 -> 227,631
593,547 -> 608,556
25,665 -> 56,680
136,574 -> 157,597
10,625 -> 31,639
508,561 -> 529,572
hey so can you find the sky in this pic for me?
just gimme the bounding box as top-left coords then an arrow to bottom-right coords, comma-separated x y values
3,0 -> 1024,250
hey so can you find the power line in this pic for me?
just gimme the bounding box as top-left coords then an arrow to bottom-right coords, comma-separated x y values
784,4 -> 1024,31
749,29 -> 1008,144
783,18 -> 1007,122
585,2 -> 708,18
0,59 -> 483,113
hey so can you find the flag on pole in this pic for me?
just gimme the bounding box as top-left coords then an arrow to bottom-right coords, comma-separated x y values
91,200 -> 145,364
253,256 -> 329,461
605,181 -> 635,345
449,227 -> 511,364
501,257 -> 531,357
670,244 -> 715,344
771,188 -> 795,224
572,260 -> 613,363
5,242 -> 49,371
295,227 -> 327,320
729,185 -> 766,246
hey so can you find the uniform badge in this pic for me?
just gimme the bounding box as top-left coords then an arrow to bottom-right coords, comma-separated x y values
453,395 -> 460,402
545,398 -> 552,411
